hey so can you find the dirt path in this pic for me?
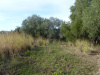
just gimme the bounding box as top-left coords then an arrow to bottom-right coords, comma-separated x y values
60,45 -> 100,75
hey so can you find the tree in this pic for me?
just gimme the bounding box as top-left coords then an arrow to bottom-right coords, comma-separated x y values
21,15 -> 44,37
48,17 -> 62,39
15,27 -> 21,33
70,0 -> 92,38
60,22 -> 74,41
60,0 -> 95,42
82,0 -> 100,42
20,14 -> 62,39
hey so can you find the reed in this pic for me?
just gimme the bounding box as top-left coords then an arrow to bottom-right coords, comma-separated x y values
0,32 -> 34,59
75,39 -> 96,53
0,32 -> 50,59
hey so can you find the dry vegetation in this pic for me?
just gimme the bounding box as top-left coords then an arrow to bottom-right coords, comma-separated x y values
66,39 -> 100,54
0,32 -> 49,59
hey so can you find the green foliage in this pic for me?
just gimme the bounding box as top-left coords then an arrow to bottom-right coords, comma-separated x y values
60,22 -> 75,42
25,50 -> 34,56
20,15 -> 62,39
21,15 -> 43,37
70,0 -> 92,38
0,58 -> 2,62
82,0 -> 100,42
70,6 -> 76,22
70,18 -> 83,38
61,0 -> 100,43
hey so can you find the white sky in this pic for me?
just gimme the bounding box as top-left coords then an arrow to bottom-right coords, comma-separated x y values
0,0 -> 75,31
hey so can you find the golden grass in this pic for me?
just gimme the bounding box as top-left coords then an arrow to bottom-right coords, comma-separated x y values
34,37 -> 49,47
75,39 -> 98,53
66,39 -> 100,54
0,32 -> 34,59
0,32 -> 49,59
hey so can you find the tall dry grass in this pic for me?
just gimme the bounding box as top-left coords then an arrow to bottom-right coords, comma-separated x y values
34,37 -> 49,47
75,39 -> 99,53
0,32 -> 49,59
66,39 -> 100,54
0,32 -> 34,59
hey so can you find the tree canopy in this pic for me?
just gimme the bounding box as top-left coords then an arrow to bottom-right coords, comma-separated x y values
60,0 -> 100,43
16,15 -> 63,39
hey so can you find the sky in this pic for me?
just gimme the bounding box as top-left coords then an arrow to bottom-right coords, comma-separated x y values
0,0 -> 75,31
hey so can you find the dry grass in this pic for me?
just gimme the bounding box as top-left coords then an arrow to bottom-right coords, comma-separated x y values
65,39 -> 100,54
34,37 -> 49,47
75,39 -> 99,53
0,32 -> 49,59
0,32 -> 34,59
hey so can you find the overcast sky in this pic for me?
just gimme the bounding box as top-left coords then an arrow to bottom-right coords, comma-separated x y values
0,0 -> 75,31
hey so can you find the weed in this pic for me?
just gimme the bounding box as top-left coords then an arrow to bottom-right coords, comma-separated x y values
25,50 -> 34,56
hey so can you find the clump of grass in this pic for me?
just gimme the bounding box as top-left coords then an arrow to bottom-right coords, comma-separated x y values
0,32 -> 50,59
35,37 -> 49,47
75,39 -> 96,53
67,41 -> 75,46
25,50 -> 34,56
0,32 -> 34,59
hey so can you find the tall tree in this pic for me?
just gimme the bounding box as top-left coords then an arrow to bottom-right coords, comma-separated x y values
82,0 -> 100,42
70,0 -> 92,38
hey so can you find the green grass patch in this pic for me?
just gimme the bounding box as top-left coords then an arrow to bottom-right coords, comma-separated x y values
0,42 -> 97,75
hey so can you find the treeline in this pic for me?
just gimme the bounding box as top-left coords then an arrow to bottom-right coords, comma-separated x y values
15,15 -> 63,39
61,0 -> 100,44
15,0 -> 100,43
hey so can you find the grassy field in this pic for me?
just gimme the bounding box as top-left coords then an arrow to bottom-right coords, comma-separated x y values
0,42 -> 98,75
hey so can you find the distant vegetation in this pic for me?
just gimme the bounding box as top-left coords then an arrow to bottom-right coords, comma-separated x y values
15,15 -> 63,39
